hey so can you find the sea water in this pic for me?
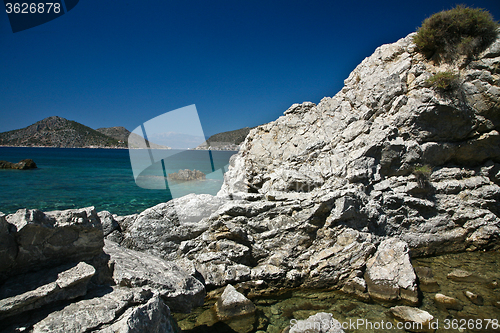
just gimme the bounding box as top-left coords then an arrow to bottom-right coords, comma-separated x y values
0,147 -> 236,215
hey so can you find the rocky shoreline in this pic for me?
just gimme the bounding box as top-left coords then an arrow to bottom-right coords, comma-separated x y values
1,30 -> 500,332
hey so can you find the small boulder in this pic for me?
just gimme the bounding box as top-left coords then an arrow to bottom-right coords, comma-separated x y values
364,238 -> 418,305
215,284 -> 256,320
463,291 -> 484,305
434,293 -> 463,310
387,306 -> 435,333
104,240 -> 205,313
167,169 -> 205,182
447,269 -> 484,283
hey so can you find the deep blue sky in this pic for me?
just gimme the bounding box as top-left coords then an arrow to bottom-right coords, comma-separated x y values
1,1 -> 499,137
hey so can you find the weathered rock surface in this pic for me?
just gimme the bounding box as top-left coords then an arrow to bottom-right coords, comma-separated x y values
104,239 -> 205,313
364,238 -> 418,305
387,306 -> 434,333
0,262 -> 95,320
95,293 -> 178,333
0,207 -> 191,333
219,31 -> 500,258
287,312 -> 345,333
30,287 -> 154,333
2,207 -> 104,280
215,284 -> 256,320
0,159 -> 37,170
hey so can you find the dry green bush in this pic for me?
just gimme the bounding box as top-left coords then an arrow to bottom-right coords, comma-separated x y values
414,5 -> 498,61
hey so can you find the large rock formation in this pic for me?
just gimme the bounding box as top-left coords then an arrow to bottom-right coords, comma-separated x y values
220,30 -> 500,257
109,30 -> 500,302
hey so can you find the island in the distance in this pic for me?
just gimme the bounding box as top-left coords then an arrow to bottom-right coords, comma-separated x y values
0,115 -> 248,150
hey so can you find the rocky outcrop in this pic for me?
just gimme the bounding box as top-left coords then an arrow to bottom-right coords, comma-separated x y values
0,159 -> 37,169
0,206 -> 202,333
220,30 -> 500,257
105,32 -> 500,315
104,239 -> 205,313
1,207 -> 104,281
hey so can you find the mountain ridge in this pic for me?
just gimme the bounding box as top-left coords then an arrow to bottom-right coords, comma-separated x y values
0,116 -> 127,148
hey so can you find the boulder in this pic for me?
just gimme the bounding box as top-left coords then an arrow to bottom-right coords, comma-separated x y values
0,159 -> 37,170
0,262 -> 95,320
387,306 -> 435,333
30,287 -> 164,333
364,238 -> 418,305
215,284 -> 256,320
103,240 -> 205,313
434,293 -> 463,310
3,207 -> 104,278
95,294 -> 178,333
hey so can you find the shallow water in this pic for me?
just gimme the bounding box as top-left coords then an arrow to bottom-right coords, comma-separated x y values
174,250 -> 500,333
0,147 -> 235,215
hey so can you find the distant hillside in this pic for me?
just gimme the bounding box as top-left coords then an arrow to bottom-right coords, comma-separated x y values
0,116 -> 126,148
206,127 -> 254,145
196,127 -> 254,150
96,126 -> 130,143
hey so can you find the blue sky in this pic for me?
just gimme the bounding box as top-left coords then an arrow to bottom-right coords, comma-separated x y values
1,0 -> 499,137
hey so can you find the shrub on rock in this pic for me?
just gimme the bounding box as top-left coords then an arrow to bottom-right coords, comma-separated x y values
413,5 -> 498,61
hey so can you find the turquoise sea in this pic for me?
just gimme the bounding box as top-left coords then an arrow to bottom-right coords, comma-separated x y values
0,147 -> 236,216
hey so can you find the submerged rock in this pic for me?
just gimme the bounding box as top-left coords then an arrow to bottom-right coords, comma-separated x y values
387,306 -> 434,333
168,169 -> 206,182
287,312 -> 344,333
215,284 -> 256,320
434,293 -> 463,310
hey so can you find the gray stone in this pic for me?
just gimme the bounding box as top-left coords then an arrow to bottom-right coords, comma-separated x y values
96,294 -> 178,333
104,240 -> 205,313
364,238 -> 418,305
463,290 -> 484,305
288,312 -> 345,333
0,262 -> 95,320
387,306 -> 434,333
215,284 -> 256,320
414,266 -> 440,293
447,269 -> 485,283
4,207 -> 104,277
434,293 -> 463,311
31,287 -> 153,333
